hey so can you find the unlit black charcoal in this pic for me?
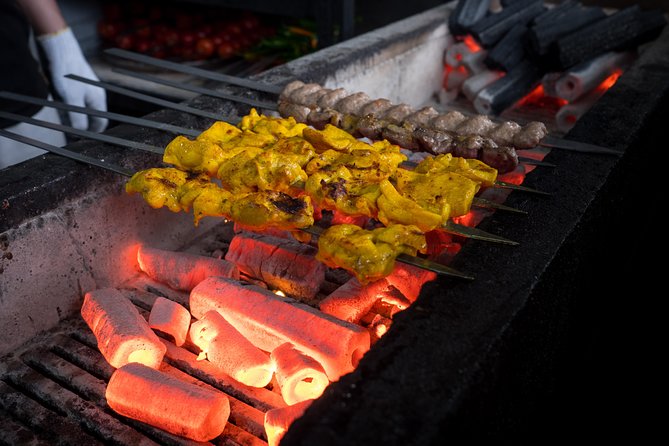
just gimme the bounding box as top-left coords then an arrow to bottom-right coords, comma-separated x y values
555,5 -> 667,70
528,6 -> 606,57
485,26 -> 527,71
448,0 -> 492,37
474,60 -> 543,115
532,0 -> 578,29
470,0 -> 545,48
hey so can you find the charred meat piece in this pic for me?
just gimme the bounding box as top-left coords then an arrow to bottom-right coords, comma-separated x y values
301,88 -> 332,109
480,145 -> 519,174
335,92 -> 372,115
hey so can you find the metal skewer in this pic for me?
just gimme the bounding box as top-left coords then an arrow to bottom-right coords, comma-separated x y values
0,129 -> 471,280
0,109 -> 526,218
105,48 -> 620,156
0,91 -> 201,138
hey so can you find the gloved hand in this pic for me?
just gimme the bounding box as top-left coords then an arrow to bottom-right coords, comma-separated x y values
37,27 -> 108,132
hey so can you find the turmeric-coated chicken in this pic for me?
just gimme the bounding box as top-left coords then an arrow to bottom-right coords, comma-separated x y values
126,168 -> 314,229
393,168 -> 479,218
413,153 -> 498,187
376,179 -> 449,232
305,166 -> 381,217
238,108 -> 308,138
316,223 -> 427,284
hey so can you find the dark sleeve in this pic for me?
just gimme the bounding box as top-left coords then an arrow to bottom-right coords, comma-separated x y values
0,0 -> 50,129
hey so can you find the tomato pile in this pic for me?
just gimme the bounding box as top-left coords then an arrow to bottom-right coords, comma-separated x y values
97,2 -> 275,61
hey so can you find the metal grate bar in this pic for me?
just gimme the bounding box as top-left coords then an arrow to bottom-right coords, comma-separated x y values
0,408 -> 54,446
0,380 -> 102,446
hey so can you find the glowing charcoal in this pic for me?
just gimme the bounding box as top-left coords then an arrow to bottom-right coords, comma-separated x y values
137,244 -> 239,291
189,310 -> 274,388
225,232 -> 325,300
271,343 -> 329,405
264,399 -> 314,446
148,297 -> 191,346
190,277 -> 370,381
81,288 -> 166,369
106,363 -> 230,442
384,263 -> 437,303
319,278 -> 392,323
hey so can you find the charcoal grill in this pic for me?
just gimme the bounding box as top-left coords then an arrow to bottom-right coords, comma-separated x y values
1,3 -> 667,444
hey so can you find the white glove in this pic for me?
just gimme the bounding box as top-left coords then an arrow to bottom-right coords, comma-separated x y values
38,27 -> 108,132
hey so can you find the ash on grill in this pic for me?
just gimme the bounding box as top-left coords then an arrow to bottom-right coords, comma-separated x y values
442,0 -> 666,131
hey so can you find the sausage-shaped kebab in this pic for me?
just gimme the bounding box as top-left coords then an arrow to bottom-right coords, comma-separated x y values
277,80 -> 549,174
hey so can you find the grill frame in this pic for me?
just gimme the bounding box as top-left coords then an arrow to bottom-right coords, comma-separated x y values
1,2 -> 667,444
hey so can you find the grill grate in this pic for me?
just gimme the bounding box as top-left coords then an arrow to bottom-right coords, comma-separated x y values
0,284 -> 284,446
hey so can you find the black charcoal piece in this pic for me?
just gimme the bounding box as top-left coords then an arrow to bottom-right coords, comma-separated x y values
485,26 -> 528,71
531,0 -> 578,28
470,0 -> 545,48
448,0 -> 492,37
474,60 -> 543,115
528,6 -> 606,57
554,5 -> 667,70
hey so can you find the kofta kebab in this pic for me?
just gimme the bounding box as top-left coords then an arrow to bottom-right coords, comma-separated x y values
126,108 -> 522,283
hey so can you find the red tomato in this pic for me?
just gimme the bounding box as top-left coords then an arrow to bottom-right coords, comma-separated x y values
114,33 -> 134,50
180,30 -> 196,46
225,23 -> 242,35
217,42 -> 235,59
98,20 -> 124,41
163,29 -> 180,47
135,25 -> 151,39
196,38 -> 215,59
134,38 -> 151,54
241,15 -> 260,31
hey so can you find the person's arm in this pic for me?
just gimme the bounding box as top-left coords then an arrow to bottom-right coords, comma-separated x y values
16,0 -> 67,36
16,0 -> 108,132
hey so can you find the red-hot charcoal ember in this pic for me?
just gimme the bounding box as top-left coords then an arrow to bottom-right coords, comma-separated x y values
148,297 -> 191,346
330,210 -> 369,227
81,288 -> 166,369
225,232 -> 325,300
106,362 -> 230,442
137,245 -> 239,291
264,399 -> 314,446
190,277 -> 370,381
270,343 -> 329,405
189,310 -> 274,388
384,263 -> 437,303
318,277 -> 392,324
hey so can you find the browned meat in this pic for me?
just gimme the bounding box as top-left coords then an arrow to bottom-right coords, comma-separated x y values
301,88 -> 332,109
279,80 -> 305,101
480,145 -> 519,174
404,106 -> 439,127
455,115 -> 497,136
335,92 -> 371,115
277,101 -> 311,122
307,108 -> 342,130
289,83 -> 323,105
413,127 -> 454,155
513,121 -> 548,149
356,114 -> 384,140
381,123 -> 420,151
452,135 -> 486,159
430,110 -> 467,132
317,88 -> 348,108
486,121 -> 521,147
381,104 -> 414,124
225,232 -> 326,301
358,98 -> 393,117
